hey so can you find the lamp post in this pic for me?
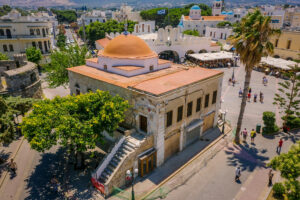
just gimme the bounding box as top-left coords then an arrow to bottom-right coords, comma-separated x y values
221,109 -> 228,134
126,168 -> 138,200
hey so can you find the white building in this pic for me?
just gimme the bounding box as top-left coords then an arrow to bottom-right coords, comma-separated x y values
212,0 -> 223,16
205,26 -> 233,41
96,27 -> 220,63
260,5 -> 285,29
112,5 -> 142,22
133,21 -> 155,35
0,9 -> 52,57
178,5 -> 226,36
78,10 -> 106,26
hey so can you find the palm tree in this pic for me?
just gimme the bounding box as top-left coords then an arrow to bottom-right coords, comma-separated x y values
228,9 -> 280,144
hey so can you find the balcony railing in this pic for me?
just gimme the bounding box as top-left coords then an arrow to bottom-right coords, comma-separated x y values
0,35 -> 50,39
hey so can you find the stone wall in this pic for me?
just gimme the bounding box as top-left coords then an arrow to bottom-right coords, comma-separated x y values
0,60 -> 17,75
0,61 -> 43,98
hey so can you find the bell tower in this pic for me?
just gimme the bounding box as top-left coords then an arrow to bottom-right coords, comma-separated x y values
212,0 -> 223,16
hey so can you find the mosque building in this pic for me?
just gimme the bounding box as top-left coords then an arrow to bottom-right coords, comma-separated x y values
68,32 -> 223,195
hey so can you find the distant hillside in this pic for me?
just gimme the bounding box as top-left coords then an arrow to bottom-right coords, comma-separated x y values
0,0 -> 75,7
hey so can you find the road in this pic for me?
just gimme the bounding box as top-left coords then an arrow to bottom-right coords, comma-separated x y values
162,63 -> 298,200
0,75 -> 70,200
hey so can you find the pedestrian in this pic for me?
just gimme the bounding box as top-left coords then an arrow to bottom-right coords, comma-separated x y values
249,87 -> 252,94
268,169 -> 274,186
247,92 -> 251,102
254,93 -> 257,102
250,129 -> 256,143
260,92 -> 264,103
232,77 -> 236,87
9,158 -> 17,175
239,88 -> 243,97
241,128 -> 248,142
235,167 -> 241,182
228,78 -> 232,85
276,138 -> 283,154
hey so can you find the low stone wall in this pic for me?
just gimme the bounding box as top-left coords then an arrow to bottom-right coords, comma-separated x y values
0,60 -> 17,75
0,79 -> 43,98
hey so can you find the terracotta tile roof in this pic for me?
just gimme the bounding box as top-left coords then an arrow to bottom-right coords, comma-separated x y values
86,58 -> 98,63
158,59 -> 172,65
113,65 -> 143,71
184,15 -> 226,21
131,68 -> 223,96
96,38 -> 111,48
67,65 -> 223,96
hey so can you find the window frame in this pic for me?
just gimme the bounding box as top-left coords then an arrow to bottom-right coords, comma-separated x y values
196,97 -> 201,112
187,101 -> 193,117
205,94 -> 209,108
166,110 -> 173,127
177,106 -> 183,122
212,90 -> 217,104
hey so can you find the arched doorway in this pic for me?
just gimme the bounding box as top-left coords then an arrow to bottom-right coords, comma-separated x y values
6,29 -> 11,38
185,50 -> 195,61
199,49 -> 207,53
273,55 -> 280,58
159,50 -> 180,63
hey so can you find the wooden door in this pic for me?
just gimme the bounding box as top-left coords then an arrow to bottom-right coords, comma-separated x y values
203,113 -> 215,133
164,132 -> 180,161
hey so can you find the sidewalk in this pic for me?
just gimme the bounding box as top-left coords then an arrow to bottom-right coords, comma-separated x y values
107,125 -> 232,200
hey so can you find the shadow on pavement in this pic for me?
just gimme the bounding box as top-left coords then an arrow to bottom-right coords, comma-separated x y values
24,148 -> 66,200
0,150 -> 11,176
225,143 -> 269,173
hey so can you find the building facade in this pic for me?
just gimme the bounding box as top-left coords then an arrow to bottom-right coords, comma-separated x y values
271,30 -> 300,60
0,10 -> 52,58
78,10 -> 106,26
205,26 -> 233,41
179,5 -> 226,36
69,34 -> 223,195
112,5 -> 142,22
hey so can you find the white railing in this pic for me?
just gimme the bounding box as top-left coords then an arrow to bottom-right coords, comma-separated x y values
93,136 -> 125,180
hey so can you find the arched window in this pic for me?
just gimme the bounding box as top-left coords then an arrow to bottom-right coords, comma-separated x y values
3,44 -> 8,52
30,29 -> 34,35
9,44 -> 13,52
6,29 -> 11,38
103,64 -> 107,70
42,28 -> 46,37
36,29 -> 40,35
32,42 -> 36,48
38,41 -> 43,51
0,29 -> 4,36
44,41 -> 48,52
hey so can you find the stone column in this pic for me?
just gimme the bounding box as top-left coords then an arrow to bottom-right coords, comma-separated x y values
155,104 -> 165,167
214,76 -> 223,126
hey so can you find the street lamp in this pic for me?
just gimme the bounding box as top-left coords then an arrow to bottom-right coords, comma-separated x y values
221,109 -> 228,134
126,168 -> 138,200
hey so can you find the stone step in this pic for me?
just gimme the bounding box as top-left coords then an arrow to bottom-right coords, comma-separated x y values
124,141 -> 136,149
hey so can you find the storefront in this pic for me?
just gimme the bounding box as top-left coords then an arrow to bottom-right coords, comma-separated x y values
138,148 -> 156,177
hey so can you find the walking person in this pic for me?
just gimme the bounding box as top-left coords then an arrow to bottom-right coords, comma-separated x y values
268,169 -> 274,186
250,129 -> 256,143
260,92 -> 264,103
241,128 -> 248,143
239,88 -> 243,97
254,93 -> 257,102
249,87 -> 252,94
9,158 -> 17,175
235,167 -> 241,182
247,92 -> 251,102
276,138 -> 283,154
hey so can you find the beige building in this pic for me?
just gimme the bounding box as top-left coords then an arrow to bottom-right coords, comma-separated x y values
0,9 -> 52,58
271,30 -> 300,60
284,8 -> 300,28
68,34 -> 223,195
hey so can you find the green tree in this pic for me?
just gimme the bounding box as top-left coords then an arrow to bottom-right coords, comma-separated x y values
21,90 -> 130,168
56,32 -> 67,49
0,96 -> 37,145
183,29 -> 199,36
228,9 -> 280,144
38,7 -> 48,12
273,65 -> 300,129
79,20 -> 137,46
25,47 -> 42,65
217,21 -> 232,28
0,52 -> 9,60
45,45 -> 89,88
268,141 -> 300,200
0,5 -> 12,17
51,10 -> 77,24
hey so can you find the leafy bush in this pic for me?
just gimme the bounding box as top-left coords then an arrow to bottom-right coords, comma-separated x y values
217,21 -> 232,28
273,183 -> 285,199
262,111 -> 279,134
183,29 -> 199,36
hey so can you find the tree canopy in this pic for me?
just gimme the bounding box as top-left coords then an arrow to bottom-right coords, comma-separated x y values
21,90 -> 130,160
268,141 -> 300,200
44,45 -> 89,88
217,21 -> 232,28
51,9 -> 77,24
26,47 -> 42,65
0,52 -> 9,60
0,96 -> 37,145
273,65 -> 300,129
140,4 -> 212,28
183,29 -> 199,36
0,5 -> 12,17
79,20 -> 136,46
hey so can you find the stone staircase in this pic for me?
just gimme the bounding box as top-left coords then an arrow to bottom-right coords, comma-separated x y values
97,137 -> 137,184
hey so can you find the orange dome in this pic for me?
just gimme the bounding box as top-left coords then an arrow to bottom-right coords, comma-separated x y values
100,34 -> 157,59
